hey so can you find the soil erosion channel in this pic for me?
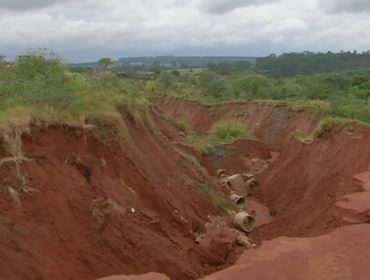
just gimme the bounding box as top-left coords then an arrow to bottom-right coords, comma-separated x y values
1,98 -> 370,280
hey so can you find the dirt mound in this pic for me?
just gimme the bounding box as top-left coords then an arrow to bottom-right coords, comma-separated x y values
203,224 -> 370,280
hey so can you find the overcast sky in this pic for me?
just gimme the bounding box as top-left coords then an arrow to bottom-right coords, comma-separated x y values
1,0 -> 370,62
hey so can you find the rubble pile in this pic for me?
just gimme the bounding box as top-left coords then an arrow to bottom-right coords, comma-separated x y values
194,167 -> 262,253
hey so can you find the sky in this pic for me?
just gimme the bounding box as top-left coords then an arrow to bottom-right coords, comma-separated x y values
0,0 -> 370,62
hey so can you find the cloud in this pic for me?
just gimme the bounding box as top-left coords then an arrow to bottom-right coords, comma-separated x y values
320,0 -> 370,13
0,0 -> 370,62
197,0 -> 276,14
0,0 -> 73,11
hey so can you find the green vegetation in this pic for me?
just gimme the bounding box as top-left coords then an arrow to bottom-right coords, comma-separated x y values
174,117 -> 188,134
187,120 -> 251,152
98,57 -> 113,69
256,51 -> 370,77
191,181 -> 230,214
174,147 -> 203,171
0,54 -> 5,66
294,129 -> 314,143
2,50 -> 370,142
210,120 -> 250,143
0,52 -> 150,130
151,66 -> 370,125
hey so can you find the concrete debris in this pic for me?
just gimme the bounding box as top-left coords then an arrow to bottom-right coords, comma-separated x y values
216,169 -> 227,178
194,233 -> 206,244
250,158 -> 269,174
234,211 -> 256,233
230,193 -> 245,205
236,234 -> 255,248
219,172 -> 258,197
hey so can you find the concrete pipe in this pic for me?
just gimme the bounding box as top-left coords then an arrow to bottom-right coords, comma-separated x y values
234,211 -> 256,233
230,193 -> 245,206
246,178 -> 258,188
216,169 -> 227,178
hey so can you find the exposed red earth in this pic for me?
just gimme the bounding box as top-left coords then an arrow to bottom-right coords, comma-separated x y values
2,98 -> 370,280
99,224 -> 370,280
0,108 -> 238,280
203,224 -> 370,280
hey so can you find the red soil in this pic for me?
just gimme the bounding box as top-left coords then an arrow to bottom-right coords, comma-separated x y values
160,98 -> 370,241
203,224 -> 370,280
2,97 -> 370,280
103,224 -> 370,280
200,139 -> 271,176
0,109 -> 239,280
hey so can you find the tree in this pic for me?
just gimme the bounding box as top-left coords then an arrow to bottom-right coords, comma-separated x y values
0,54 -> 5,66
98,57 -> 112,69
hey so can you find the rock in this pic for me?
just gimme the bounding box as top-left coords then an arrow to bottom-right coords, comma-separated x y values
203,224 -> 370,280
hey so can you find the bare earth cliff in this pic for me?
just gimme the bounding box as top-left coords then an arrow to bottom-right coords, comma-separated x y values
1,98 -> 370,280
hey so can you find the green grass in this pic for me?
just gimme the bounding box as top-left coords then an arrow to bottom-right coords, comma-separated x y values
294,116 -> 369,142
188,120 -> 251,152
313,117 -> 367,137
174,117 -> 188,134
154,67 -> 370,127
0,52 -> 151,133
294,129 -> 314,143
191,181 -> 230,214
210,120 -> 250,143
174,147 -> 203,171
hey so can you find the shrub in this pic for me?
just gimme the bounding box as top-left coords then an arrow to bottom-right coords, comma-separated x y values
210,120 -> 250,143
1,52 -> 78,112
174,117 -> 188,134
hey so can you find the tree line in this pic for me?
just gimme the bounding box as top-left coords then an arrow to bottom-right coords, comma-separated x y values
255,51 -> 370,77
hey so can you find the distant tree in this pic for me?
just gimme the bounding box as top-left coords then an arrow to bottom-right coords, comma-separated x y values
171,70 -> 180,76
150,61 -> 162,74
98,57 -> 112,69
255,51 -> 370,77
0,54 -> 5,66
171,61 -> 178,69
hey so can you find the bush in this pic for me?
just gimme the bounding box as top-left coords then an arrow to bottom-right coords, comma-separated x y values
210,120 -> 250,143
1,52 -> 78,112
174,117 -> 188,134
